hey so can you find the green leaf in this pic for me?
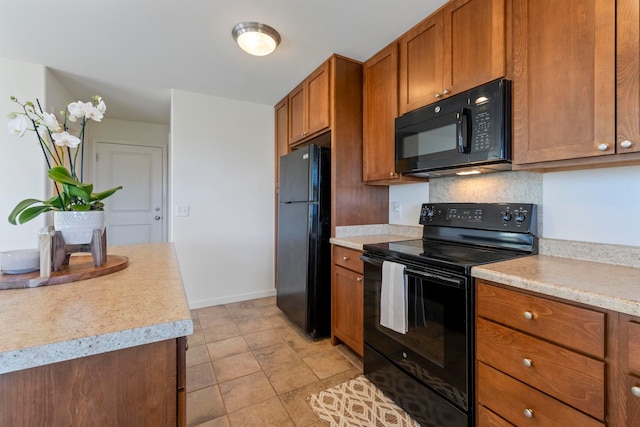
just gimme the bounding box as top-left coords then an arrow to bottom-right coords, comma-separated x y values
71,204 -> 91,211
48,166 -> 90,191
17,206 -> 54,224
65,184 -> 91,204
91,186 -> 123,202
8,198 -> 44,225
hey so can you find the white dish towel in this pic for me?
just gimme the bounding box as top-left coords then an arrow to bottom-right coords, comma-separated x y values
380,260 -> 408,334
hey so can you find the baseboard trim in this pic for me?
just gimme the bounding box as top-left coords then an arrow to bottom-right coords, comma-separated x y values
188,288 -> 277,310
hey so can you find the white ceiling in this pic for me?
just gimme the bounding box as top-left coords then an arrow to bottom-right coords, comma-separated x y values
1,0 -> 446,125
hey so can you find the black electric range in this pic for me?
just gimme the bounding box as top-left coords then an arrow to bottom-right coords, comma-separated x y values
364,202 -> 538,273
361,202 -> 538,427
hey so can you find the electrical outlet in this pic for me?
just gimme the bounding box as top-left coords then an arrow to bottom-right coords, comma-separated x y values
393,201 -> 401,219
175,205 -> 190,217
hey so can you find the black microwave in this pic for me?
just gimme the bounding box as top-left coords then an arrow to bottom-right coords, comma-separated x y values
395,78 -> 512,177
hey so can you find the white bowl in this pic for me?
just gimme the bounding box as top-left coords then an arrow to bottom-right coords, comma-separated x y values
0,249 -> 40,274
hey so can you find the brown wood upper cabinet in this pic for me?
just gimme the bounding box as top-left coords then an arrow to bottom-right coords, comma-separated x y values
363,42 -> 428,184
274,97 -> 289,187
363,43 -> 399,182
617,0 -> 640,155
398,0 -> 507,115
288,61 -> 331,146
512,0 -> 616,166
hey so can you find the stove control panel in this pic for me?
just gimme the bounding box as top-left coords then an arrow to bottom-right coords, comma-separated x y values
419,203 -> 537,235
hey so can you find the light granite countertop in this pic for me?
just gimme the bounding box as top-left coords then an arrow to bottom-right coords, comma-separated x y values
472,255 -> 640,317
330,234 -> 417,251
0,242 -> 193,375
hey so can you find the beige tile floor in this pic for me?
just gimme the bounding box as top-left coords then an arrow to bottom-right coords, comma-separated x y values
186,296 -> 363,427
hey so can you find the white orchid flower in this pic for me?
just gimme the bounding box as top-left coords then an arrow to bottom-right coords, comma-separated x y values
86,105 -> 104,122
67,101 -> 90,119
37,125 -> 51,141
96,99 -> 106,114
8,115 -> 28,137
52,131 -> 81,148
41,111 -> 61,132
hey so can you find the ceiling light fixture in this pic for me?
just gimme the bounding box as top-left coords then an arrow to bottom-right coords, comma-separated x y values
232,22 -> 281,56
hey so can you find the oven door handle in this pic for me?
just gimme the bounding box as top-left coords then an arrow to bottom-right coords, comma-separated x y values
360,254 -> 385,266
405,268 -> 466,289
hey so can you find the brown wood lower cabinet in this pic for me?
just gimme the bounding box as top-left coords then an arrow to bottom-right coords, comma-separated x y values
477,363 -> 604,427
0,337 -> 186,427
616,314 -> 640,425
476,280 -> 606,426
331,245 -> 364,356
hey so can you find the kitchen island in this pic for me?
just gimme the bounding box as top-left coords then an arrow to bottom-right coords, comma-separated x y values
0,243 -> 192,426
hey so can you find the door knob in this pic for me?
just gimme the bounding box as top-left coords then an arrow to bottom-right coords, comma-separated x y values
155,216 -> 161,220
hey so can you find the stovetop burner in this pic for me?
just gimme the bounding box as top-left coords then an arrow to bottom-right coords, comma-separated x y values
364,238 -> 532,274
363,203 -> 538,274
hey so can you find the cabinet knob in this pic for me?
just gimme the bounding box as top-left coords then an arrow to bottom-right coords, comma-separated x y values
443,89 -> 450,95
523,408 -> 534,418
632,386 -> 640,398
435,93 -> 442,98
522,358 -> 533,368
342,256 -> 349,261
356,277 -> 362,282
597,143 -> 609,152
621,140 -> 633,149
523,311 -> 534,320
389,172 -> 395,177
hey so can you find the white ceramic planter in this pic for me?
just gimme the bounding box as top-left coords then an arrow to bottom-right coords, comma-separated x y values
53,211 -> 105,245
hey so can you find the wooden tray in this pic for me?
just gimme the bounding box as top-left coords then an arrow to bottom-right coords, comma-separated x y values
0,254 -> 129,290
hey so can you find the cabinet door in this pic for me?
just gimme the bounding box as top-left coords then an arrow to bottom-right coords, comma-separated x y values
617,0 -> 640,153
512,0 -> 615,165
399,12 -> 444,114
442,0 -> 506,95
288,82 -> 306,145
332,264 -> 363,356
306,61 -> 331,137
275,97 -> 289,187
626,375 -> 640,425
363,43 -> 400,182
0,340 -> 179,426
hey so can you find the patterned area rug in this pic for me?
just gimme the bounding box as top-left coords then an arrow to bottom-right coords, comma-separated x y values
307,375 -> 420,427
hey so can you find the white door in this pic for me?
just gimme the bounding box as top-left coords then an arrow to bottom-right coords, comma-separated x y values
95,142 -> 165,245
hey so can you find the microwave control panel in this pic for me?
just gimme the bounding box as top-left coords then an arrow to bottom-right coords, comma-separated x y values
472,110 -> 492,151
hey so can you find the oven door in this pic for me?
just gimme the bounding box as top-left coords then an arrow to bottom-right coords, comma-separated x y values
362,253 -> 472,412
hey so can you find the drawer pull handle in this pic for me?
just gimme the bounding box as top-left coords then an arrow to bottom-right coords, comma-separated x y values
522,358 -> 533,368
523,408 -> 534,418
523,311 -> 534,320
632,386 -> 640,398
356,277 -> 362,282
342,256 -> 349,261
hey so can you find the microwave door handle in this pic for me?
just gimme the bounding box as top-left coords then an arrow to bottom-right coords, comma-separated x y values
457,107 -> 472,154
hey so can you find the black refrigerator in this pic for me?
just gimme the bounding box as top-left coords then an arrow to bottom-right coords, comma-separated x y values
276,144 -> 331,339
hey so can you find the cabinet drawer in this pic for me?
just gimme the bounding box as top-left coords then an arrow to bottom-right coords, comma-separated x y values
476,281 -> 605,358
625,374 -> 640,425
333,246 -> 363,273
477,404 -> 514,427
477,363 -> 604,427
477,318 -> 605,420
628,321 -> 640,374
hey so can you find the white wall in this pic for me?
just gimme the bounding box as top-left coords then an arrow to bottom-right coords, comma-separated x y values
0,58 -> 47,251
543,165 -> 640,246
389,183 -> 429,226
171,89 -> 275,308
